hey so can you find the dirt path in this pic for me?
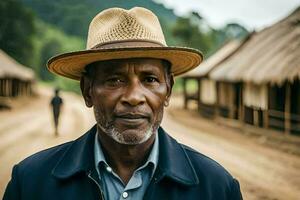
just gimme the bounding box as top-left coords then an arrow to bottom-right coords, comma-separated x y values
0,90 -> 299,199
163,97 -> 300,200
0,86 -> 95,196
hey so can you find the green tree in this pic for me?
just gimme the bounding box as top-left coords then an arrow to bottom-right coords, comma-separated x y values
172,16 -> 213,56
222,23 -> 248,40
0,0 -> 35,66
39,38 -> 62,81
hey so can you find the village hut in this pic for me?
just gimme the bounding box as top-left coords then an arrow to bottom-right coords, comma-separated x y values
210,7 -> 300,135
0,49 -> 35,98
181,39 -> 247,118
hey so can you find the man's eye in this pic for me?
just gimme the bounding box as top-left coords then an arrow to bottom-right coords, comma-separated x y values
144,77 -> 158,83
105,78 -> 124,86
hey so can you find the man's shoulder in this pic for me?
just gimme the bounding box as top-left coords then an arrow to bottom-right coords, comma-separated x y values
180,143 -> 233,181
17,140 -> 74,174
15,126 -> 96,177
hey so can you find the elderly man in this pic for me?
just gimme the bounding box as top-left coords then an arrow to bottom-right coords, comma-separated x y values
3,7 -> 242,200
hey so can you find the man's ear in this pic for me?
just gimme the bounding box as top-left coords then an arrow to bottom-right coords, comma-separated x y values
165,74 -> 174,106
80,76 -> 93,108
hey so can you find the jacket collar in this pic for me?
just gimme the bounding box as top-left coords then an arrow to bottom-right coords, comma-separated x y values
156,127 -> 199,186
52,125 -> 199,186
52,125 -> 97,178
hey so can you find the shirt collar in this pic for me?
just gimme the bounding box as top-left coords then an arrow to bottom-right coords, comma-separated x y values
52,125 -> 198,186
94,130 -> 159,178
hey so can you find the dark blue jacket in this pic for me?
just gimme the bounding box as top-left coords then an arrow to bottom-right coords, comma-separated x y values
3,126 -> 243,200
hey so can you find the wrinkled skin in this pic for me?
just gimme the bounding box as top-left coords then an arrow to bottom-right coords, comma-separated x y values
81,58 -> 173,145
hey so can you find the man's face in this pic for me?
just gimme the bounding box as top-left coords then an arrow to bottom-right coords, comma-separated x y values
81,58 -> 173,145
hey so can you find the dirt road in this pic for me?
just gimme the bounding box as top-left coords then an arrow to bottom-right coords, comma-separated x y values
0,89 -> 299,199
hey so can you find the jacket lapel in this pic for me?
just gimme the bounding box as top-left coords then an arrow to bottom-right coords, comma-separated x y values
52,125 -> 97,179
156,127 -> 199,186
51,125 -> 199,185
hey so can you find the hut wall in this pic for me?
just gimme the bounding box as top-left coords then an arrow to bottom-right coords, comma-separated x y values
182,77 -> 200,110
290,79 -> 300,135
198,79 -> 217,118
243,83 -> 267,127
243,83 -> 268,109
0,79 -> 4,96
268,84 -> 286,131
218,82 -> 232,118
200,79 -> 217,105
216,82 -> 242,119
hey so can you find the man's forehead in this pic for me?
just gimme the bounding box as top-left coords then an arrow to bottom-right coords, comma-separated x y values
90,58 -> 166,74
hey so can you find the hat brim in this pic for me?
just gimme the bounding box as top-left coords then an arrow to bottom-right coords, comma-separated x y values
47,46 -> 203,80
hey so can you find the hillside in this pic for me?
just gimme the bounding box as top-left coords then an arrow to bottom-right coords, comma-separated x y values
7,0 -> 248,93
20,0 -> 177,38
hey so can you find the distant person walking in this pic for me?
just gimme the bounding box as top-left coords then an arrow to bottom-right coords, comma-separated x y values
50,88 -> 63,136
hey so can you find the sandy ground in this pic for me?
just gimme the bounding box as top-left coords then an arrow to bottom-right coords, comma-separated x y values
0,88 -> 299,199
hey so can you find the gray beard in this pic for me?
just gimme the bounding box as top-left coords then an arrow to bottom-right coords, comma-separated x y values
97,123 -> 154,145
94,108 -> 159,145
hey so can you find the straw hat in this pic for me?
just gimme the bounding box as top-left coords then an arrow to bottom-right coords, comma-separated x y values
47,7 -> 203,80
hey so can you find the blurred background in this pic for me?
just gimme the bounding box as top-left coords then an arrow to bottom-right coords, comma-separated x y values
0,0 -> 299,199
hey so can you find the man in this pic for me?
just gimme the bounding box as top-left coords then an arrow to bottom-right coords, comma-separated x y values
50,88 -> 63,136
3,7 -> 243,200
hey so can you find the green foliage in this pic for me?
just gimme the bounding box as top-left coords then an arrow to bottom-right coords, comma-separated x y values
21,0 -> 177,38
220,23 -> 249,40
171,12 -> 249,57
29,20 -> 84,92
29,19 -> 84,80
0,0 -> 35,66
39,39 -> 61,81
8,0 -> 248,94
53,77 -> 81,94
172,16 -> 214,56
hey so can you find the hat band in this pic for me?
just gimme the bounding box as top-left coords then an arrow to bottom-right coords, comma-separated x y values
90,39 -> 166,50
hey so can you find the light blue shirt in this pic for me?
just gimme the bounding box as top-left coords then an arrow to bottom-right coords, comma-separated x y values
94,132 -> 159,200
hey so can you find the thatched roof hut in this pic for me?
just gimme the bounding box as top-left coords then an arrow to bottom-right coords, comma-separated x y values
210,7 -> 300,85
182,40 -> 244,78
0,49 -> 34,81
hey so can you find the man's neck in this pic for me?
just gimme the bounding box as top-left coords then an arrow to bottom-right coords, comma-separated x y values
97,128 -> 156,184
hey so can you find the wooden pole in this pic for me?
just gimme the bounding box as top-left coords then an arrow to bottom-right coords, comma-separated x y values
263,84 -> 269,128
284,82 -> 291,134
238,83 -> 243,122
215,82 -> 220,118
0,79 -> 3,96
5,79 -> 9,96
26,82 -> 30,96
229,84 -> 234,119
8,79 -> 12,97
253,109 -> 259,126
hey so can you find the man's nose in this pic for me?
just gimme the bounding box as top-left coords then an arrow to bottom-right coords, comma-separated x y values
121,80 -> 146,106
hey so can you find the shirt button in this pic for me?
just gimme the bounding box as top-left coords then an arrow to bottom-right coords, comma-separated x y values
106,166 -> 112,173
122,192 -> 129,199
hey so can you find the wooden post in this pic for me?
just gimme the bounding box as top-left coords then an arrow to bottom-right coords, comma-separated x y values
253,109 -> 259,126
26,82 -> 30,96
0,79 -> 3,96
229,84 -> 234,119
238,83 -> 243,122
8,79 -> 12,97
263,109 -> 269,128
284,82 -> 291,134
215,82 -> 220,118
5,79 -> 8,96
263,84 -> 269,128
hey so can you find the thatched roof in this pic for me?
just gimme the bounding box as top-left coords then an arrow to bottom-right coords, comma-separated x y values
0,49 -> 34,81
210,7 -> 300,85
182,40 -> 244,78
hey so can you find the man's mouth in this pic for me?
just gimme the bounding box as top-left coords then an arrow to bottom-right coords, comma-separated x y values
114,113 -> 149,125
